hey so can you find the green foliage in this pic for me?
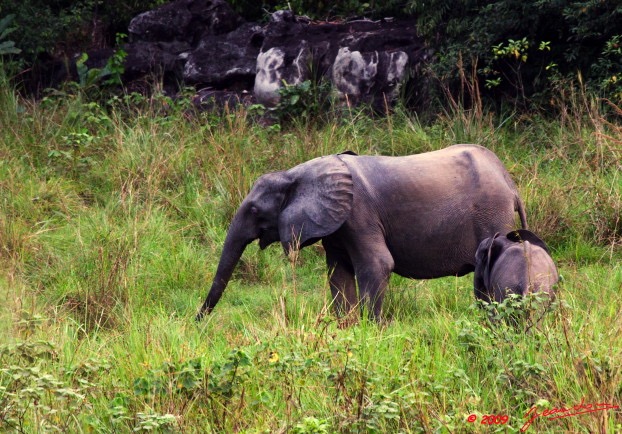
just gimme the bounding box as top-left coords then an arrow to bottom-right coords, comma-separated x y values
73,33 -> 127,95
0,14 -> 21,56
102,34 -> 128,86
292,417 -> 330,434
134,412 -> 178,432
408,0 -> 622,106
2,0 -> 97,61
0,340 -> 110,431
269,79 -> 334,125
492,38 -> 530,63
0,0 -> 161,64
48,129 -> 96,177
592,34 -> 622,101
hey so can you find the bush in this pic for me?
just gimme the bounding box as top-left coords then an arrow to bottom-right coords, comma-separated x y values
407,0 -> 622,107
0,0 -> 162,63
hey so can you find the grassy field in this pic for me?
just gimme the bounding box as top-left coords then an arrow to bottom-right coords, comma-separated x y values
1,74 -> 621,433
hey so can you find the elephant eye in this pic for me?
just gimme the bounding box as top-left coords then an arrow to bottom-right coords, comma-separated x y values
250,206 -> 259,215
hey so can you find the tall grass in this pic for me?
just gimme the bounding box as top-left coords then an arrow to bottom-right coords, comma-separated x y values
1,70 -> 621,433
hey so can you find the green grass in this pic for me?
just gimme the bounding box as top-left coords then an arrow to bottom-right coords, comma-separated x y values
1,76 -> 621,433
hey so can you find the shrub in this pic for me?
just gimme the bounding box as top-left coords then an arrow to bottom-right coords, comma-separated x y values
407,0 -> 622,108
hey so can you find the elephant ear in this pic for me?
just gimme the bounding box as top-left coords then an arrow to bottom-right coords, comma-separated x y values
474,236 -> 492,297
279,155 -> 353,252
507,229 -> 550,253
483,233 -> 504,290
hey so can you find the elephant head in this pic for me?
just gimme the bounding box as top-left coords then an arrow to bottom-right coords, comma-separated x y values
474,229 -> 557,303
196,155 -> 353,320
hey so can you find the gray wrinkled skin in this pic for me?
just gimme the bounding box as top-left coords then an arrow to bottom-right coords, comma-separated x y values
197,144 -> 528,322
474,229 -> 558,303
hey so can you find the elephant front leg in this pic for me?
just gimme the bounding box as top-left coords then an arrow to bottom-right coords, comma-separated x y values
324,243 -> 357,322
352,247 -> 395,322
328,263 -> 358,317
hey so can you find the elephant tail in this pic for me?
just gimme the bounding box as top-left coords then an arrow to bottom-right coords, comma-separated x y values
515,195 -> 528,229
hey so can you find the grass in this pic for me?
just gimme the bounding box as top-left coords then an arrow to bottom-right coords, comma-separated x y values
1,72 -> 621,433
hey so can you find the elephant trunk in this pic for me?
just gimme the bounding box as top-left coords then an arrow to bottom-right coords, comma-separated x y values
196,214 -> 254,321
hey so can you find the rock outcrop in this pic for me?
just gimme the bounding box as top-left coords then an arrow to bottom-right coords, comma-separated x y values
117,0 -> 431,111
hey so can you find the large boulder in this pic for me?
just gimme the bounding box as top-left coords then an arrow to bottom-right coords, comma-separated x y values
331,47 -> 409,110
117,0 -> 431,111
254,43 -> 312,106
123,41 -> 190,80
128,0 -> 242,42
253,16 -> 429,109
183,22 -> 264,88
124,0 -> 247,85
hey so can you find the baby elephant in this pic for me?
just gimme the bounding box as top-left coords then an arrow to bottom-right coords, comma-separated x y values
474,229 -> 558,303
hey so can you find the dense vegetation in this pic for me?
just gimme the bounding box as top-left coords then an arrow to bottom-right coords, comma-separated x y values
1,60 -> 621,432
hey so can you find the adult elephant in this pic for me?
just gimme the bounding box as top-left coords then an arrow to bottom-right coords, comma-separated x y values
196,144 -> 527,322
